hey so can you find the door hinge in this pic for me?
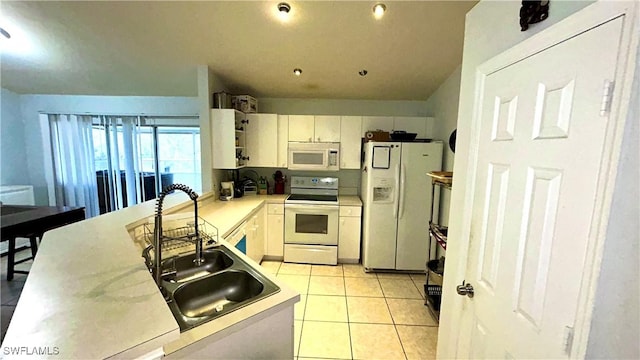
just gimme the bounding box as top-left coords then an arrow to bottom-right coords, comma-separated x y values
600,80 -> 614,117
563,326 -> 574,355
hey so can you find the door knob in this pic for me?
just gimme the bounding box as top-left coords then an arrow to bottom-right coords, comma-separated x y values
456,281 -> 474,298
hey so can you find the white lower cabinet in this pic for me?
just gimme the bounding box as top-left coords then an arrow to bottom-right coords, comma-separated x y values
338,206 -> 362,263
265,204 -> 284,258
164,306 -> 294,359
247,206 -> 266,263
225,206 -> 266,264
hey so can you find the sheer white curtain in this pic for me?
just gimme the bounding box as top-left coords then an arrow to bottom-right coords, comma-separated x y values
49,114 -> 100,217
96,116 -> 148,213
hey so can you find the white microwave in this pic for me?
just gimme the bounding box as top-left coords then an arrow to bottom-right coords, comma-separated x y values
288,142 -> 339,171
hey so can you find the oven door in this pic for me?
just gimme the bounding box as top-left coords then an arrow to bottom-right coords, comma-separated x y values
284,204 -> 339,245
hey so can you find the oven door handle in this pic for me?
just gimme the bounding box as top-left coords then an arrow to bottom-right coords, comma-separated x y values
285,204 -> 339,212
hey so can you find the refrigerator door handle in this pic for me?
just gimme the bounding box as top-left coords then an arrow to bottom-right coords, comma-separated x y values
393,164 -> 400,219
399,163 -> 406,218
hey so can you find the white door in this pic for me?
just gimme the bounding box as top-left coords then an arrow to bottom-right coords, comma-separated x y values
314,115 -> 341,142
395,143 -> 442,270
277,115 -> 289,167
340,116 -> 363,169
246,113 -> 278,167
288,115 -> 315,142
456,17 -> 623,359
361,142 -> 401,270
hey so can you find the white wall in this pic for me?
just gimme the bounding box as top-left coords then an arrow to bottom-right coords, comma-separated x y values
424,65 -> 462,239
437,0 -> 595,357
198,66 -> 229,195
1,88 -> 29,186
259,98 -> 428,117
18,94 -> 198,205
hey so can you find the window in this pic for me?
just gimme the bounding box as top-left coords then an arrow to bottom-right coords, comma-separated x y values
49,114 -> 200,217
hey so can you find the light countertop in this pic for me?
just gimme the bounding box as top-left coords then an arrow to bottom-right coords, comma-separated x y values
339,195 -> 363,207
0,193 -> 298,359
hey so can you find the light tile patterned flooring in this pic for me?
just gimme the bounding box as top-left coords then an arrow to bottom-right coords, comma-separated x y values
260,261 -> 439,360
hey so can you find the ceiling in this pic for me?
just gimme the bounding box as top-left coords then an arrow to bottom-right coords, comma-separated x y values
0,1 -> 477,100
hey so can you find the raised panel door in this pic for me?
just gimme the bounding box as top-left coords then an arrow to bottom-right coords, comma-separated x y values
458,17 -> 623,359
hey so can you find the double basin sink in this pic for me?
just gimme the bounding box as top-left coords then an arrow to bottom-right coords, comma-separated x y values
158,244 -> 280,332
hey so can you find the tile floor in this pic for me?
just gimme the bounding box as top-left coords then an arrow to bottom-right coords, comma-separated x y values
260,261 -> 439,360
0,253 -> 441,359
0,249 -> 31,342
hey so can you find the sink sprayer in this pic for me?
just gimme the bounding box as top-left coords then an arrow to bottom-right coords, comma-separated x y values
153,184 -> 200,298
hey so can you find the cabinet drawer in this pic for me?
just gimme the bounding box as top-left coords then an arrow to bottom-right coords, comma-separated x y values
339,206 -> 361,217
267,204 -> 284,215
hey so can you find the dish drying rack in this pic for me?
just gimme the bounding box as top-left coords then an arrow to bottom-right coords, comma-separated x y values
142,215 -> 219,256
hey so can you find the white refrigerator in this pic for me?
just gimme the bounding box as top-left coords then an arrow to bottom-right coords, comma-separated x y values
361,141 -> 443,271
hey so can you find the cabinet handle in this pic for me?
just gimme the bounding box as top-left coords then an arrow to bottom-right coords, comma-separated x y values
308,137 -> 312,142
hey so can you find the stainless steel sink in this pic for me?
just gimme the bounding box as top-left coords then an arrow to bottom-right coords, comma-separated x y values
173,270 -> 264,318
162,249 -> 234,283
161,244 -> 280,332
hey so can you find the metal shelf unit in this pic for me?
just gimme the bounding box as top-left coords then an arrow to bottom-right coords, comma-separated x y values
424,171 -> 453,321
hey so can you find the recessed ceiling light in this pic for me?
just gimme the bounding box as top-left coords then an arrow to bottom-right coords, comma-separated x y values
0,27 -> 11,40
373,3 -> 386,19
293,68 -> 302,76
278,2 -> 291,14
359,70 -> 368,76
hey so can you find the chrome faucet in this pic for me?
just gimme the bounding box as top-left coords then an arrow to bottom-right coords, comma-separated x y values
152,184 -> 200,297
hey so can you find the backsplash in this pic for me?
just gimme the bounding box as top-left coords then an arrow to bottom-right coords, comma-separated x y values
225,168 -> 362,196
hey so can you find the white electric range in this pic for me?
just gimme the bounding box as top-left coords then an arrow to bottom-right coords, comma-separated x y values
284,176 -> 339,265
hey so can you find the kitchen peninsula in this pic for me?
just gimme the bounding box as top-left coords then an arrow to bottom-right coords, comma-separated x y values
0,193 -> 299,359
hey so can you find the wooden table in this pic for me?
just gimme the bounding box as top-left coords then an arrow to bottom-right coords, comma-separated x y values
1,205 -> 85,280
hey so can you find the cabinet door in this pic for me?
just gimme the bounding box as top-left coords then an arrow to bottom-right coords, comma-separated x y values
253,206 -> 266,263
338,216 -> 361,261
393,116 -> 427,138
314,116 -> 341,143
425,117 -> 435,139
266,214 -> 284,257
362,116 -> 393,134
288,115 -> 315,142
339,116 -> 362,169
211,109 -> 245,169
245,217 -> 257,261
277,115 -> 289,168
246,114 -> 278,167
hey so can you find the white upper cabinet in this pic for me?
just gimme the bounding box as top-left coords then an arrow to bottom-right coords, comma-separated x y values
362,116 -> 394,134
340,116 -> 362,169
393,116 -> 429,138
314,116 -> 341,143
211,109 -> 246,169
289,115 -> 340,143
277,115 -> 289,168
245,114 -> 278,167
288,115 -> 315,142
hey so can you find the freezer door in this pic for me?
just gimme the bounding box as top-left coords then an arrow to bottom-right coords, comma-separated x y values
395,142 -> 443,270
361,142 -> 401,269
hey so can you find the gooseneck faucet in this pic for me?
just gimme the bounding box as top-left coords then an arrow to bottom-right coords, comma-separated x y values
154,184 -> 200,297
